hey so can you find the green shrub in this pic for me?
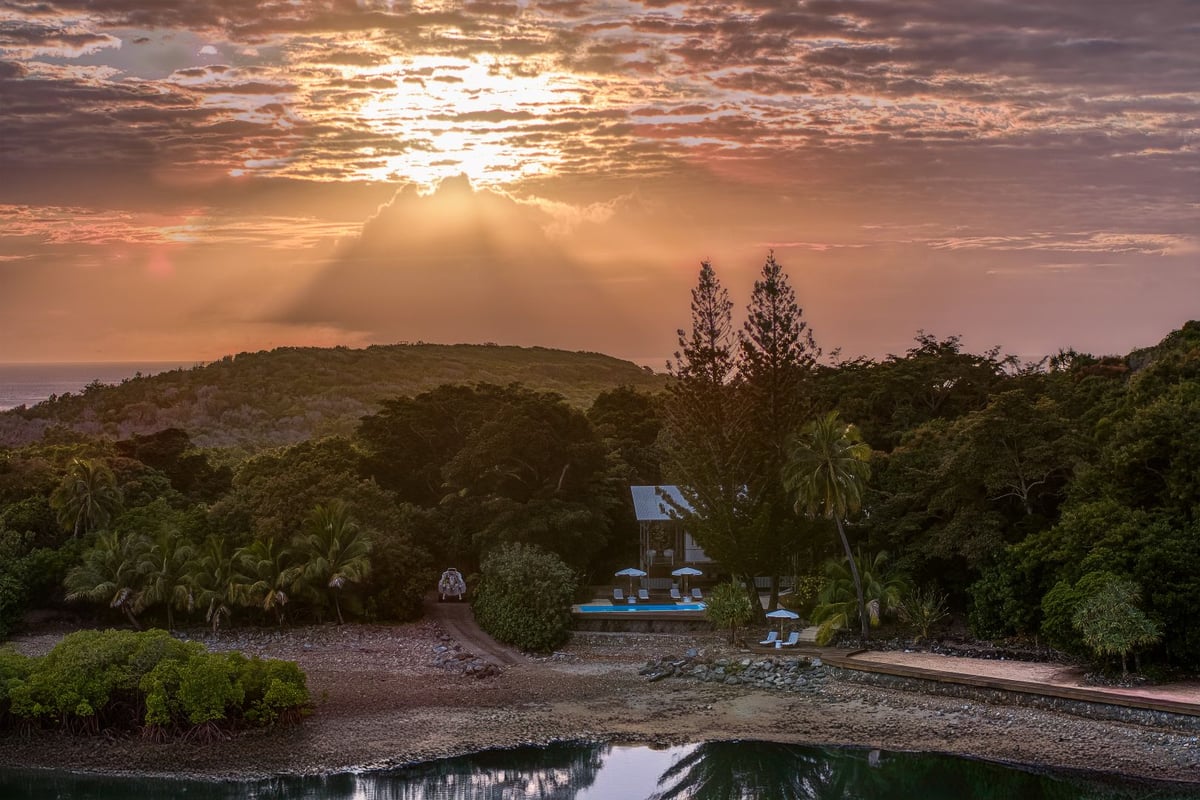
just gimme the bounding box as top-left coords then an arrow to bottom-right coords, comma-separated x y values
1039,580 -> 1083,654
365,523 -> 436,622
236,656 -> 310,726
896,585 -> 950,641
780,575 -> 823,617
1040,571 -> 1118,656
0,570 -> 25,642
141,651 -> 245,727
8,629 -> 179,724
472,543 -> 576,653
968,558 -> 1039,639
1,629 -> 308,737
1073,577 -> 1161,675
0,528 -> 36,640
0,647 -> 32,719
705,581 -> 754,644
180,653 -> 245,725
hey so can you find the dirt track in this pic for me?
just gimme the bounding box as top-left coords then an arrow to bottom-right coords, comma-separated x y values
424,598 -> 524,666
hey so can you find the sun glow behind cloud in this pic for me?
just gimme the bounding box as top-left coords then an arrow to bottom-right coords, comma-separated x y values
352,56 -> 589,187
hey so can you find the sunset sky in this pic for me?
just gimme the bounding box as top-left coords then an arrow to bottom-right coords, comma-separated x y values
1,1 -> 1197,367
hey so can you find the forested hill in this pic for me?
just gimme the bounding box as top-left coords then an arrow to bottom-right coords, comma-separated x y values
0,344 -> 668,450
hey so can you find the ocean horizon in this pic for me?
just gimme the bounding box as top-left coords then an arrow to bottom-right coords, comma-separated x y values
0,361 -> 204,411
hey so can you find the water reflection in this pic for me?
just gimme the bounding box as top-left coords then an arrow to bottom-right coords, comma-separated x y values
649,741 -> 883,800
0,741 -> 1194,799
385,744 -> 602,799
644,741 -> 1160,800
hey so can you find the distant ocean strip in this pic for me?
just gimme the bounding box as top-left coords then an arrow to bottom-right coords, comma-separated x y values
0,362 -> 203,411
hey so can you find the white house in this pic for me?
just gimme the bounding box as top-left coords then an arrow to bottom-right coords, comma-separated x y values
629,485 -> 712,574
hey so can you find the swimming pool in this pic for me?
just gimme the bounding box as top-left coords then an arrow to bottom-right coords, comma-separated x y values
577,603 -> 706,613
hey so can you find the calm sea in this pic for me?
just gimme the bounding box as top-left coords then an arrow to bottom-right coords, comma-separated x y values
0,362 -> 203,411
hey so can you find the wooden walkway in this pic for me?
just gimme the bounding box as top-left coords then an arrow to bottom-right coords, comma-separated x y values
749,640 -> 1200,718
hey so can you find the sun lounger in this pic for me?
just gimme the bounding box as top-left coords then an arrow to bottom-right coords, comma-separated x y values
691,588 -> 703,600
612,588 -> 625,604
778,631 -> 800,647
669,587 -> 682,601
638,588 -> 650,601
759,631 -> 779,646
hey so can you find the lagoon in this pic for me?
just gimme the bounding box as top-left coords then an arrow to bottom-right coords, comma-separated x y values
1,741 -> 1193,799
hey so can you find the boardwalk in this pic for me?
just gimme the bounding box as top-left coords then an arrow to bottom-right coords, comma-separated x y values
830,648 -> 1200,717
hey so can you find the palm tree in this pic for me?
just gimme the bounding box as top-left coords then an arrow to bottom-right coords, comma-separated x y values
811,550 -> 908,645
294,500 -> 372,624
138,527 -> 196,631
783,410 -> 872,644
192,535 -> 239,635
64,529 -> 149,629
234,538 -> 299,626
50,458 -> 123,538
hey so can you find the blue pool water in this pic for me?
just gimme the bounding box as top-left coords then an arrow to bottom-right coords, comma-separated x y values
578,603 -> 706,612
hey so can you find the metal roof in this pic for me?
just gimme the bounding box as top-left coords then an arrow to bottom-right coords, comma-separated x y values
630,485 -> 694,521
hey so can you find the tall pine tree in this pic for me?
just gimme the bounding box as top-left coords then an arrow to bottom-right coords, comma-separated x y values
739,251 -> 823,608
662,261 -> 760,612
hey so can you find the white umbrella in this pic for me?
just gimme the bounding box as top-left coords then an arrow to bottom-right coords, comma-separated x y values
615,567 -> 648,593
670,566 -> 703,594
765,608 -> 800,635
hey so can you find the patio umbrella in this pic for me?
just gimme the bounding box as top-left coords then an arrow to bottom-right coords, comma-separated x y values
670,566 -> 703,593
765,608 -> 800,635
615,567 -> 648,593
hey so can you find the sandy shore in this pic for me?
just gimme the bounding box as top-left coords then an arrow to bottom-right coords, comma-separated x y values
2,621 -> 1199,785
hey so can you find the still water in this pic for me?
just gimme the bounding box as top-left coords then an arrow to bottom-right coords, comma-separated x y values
1,741 -> 1196,800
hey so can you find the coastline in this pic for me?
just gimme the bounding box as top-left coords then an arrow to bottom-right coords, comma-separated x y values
2,623 -> 1199,786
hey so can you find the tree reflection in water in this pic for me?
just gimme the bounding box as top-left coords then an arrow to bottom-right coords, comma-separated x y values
0,741 -> 1192,799
647,741 -> 1167,800
378,742 -> 605,800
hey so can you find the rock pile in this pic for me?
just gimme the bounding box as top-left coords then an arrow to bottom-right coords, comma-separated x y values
432,635 -> 502,679
639,653 -> 829,693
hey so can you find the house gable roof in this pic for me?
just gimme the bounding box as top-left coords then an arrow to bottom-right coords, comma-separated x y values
630,485 -> 693,521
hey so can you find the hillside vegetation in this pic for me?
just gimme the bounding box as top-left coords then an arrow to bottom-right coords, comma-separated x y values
2,253 -> 1197,675
0,344 -> 666,450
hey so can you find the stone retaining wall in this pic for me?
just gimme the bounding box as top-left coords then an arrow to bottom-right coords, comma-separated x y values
639,654 -> 830,692
640,652 -> 1200,732
827,666 -> 1200,732
574,617 -> 713,633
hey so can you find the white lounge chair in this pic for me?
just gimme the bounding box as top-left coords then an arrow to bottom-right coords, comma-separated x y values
638,588 -> 651,602
691,587 -> 704,601
759,631 -> 779,646
612,588 -> 625,604
779,631 -> 800,647
669,587 -> 682,601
